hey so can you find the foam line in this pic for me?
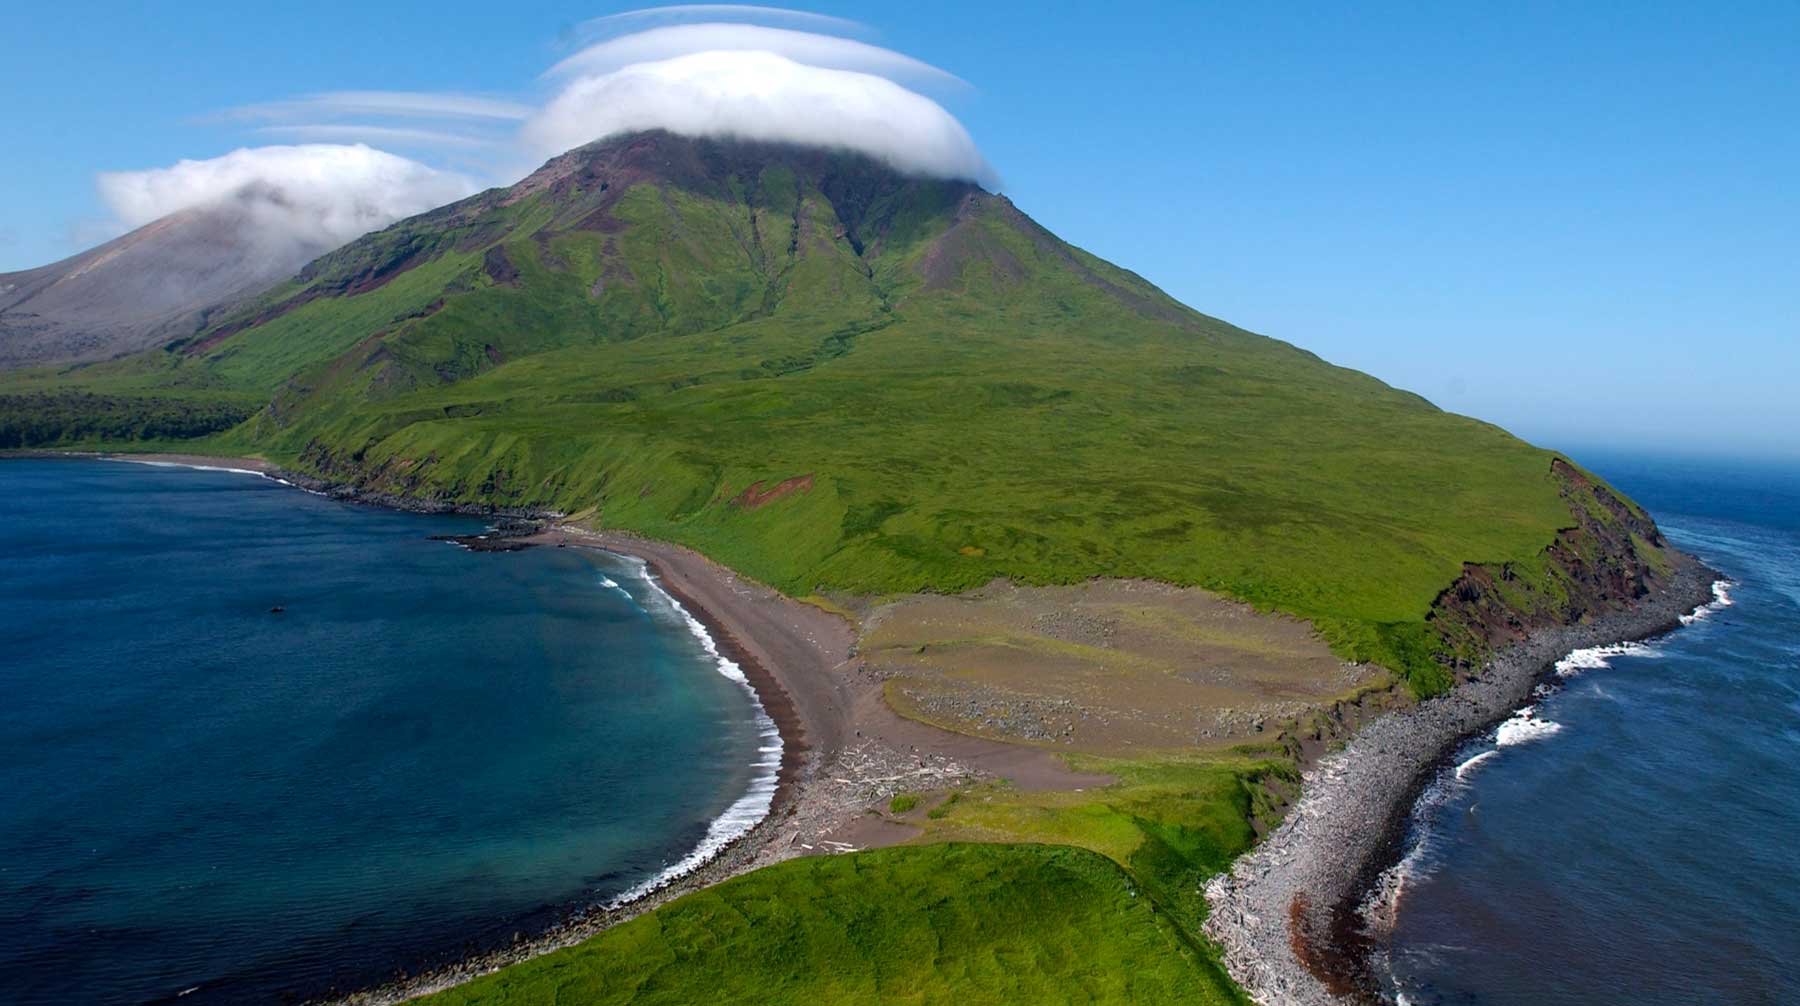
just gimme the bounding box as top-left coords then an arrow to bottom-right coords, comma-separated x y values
601,555 -> 783,908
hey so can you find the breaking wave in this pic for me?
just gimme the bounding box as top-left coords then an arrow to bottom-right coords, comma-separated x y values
107,457 -> 331,496
1555,640 -> 1661,677
1453,749 -> 1500,781
600,554 -> 783,909
1495,707 -> 1563,746
1680,580 -> 1735,625
1368,576 -> 1731,998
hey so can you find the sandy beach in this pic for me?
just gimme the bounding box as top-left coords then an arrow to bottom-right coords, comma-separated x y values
312,526 -> 1115,1004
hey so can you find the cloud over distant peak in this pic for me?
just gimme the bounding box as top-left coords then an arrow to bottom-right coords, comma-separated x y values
82,9 -> 990,259
97,144 -> 476,253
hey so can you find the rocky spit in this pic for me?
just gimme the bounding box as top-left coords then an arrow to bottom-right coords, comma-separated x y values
1204,557 -> 1719,1006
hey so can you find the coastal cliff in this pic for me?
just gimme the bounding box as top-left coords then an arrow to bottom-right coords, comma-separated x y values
1205,462 -> 1718,1005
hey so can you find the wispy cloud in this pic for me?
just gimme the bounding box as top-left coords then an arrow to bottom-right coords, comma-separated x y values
545,23 -> 965,89
223,91 -> 533,124
253,124 -> 498,149
574,5 -> 865,39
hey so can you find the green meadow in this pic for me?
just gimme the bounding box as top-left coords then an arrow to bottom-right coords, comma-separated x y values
418,753 -> 1290,1006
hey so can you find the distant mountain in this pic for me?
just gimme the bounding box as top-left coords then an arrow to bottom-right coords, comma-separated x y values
0,203 -> 339,370
1,131 -> 1678,689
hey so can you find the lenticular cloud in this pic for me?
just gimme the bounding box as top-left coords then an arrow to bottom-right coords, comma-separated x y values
546,23 -> 964,88
96,144 -> 476,250
524,50 -> 991,183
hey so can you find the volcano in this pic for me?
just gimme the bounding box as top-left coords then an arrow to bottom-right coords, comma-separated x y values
1,130 -> 1675,689
0,202 -> 346,370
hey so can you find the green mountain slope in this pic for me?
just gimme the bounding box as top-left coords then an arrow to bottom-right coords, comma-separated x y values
3,131 -> 1662,689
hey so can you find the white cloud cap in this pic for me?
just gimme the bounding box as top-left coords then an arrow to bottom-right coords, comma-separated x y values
96,144 -> 477,249
523,51 -> 992,183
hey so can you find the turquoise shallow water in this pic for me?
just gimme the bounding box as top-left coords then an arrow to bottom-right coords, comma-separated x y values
0,459 -> 768,1005
1383,453 -> 1800,1005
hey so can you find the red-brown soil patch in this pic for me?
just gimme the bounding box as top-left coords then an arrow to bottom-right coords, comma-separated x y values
732,473 -> 813,509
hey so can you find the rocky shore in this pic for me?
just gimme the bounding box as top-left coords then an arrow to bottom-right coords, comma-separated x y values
1203,554 -> 1719,1005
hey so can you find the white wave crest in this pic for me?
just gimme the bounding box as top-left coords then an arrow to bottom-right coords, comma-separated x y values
107,456 -> 337,495
1555,640 -> 1661,677
1681,579 -> 1735,625
1454,749 -> 1501,780
1496,706 -> 1564,747
107,457 -> 268,478
602,556 -> 783,908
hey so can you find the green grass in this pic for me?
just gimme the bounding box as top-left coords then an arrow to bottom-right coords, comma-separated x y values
918,752 -> 1294,929
888,793 -> 921,814
416,844 -> 1244,1006
412,749 -> 1282,1006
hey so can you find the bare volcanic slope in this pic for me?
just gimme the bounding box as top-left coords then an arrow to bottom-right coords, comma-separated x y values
0,203 -> 340,370
5,130 -> 1675,692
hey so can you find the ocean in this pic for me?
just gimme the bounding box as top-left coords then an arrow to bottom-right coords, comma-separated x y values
1380,452 -> 1800,1004
0,458 -> 778,1005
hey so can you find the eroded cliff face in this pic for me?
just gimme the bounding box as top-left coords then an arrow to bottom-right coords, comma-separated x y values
1213,460 -> 1715,1006
1428,458 -> 1675,674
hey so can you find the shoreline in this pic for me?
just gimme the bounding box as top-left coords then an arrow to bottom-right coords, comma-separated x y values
4,451 -> 827,1004
1203,553 -> 1721,1005
319,532 -> 838,1006
33,451 -> 1092,1004
15,449 -> 1716,1005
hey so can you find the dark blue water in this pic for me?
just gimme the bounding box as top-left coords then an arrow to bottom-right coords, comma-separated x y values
1384,453 -> 1800,1005
0,459 -> 772,1005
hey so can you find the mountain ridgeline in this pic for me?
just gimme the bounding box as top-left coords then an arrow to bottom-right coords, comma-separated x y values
1,131 -> 1679,690
0,203 -> 343,370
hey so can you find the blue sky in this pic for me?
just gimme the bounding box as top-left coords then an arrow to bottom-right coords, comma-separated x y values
3,2 -> 1794,460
